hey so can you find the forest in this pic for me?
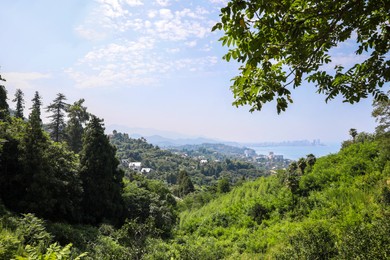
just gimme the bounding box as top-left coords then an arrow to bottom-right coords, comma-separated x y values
0,71 -> 389,259
1,0 -> 389,258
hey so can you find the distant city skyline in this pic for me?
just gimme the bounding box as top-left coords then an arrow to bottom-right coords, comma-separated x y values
1,0 -> 383,143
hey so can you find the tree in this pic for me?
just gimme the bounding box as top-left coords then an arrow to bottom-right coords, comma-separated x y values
176,170 -> 195,197
297,157 -> 307,175
372,91 -> 390,161
46,93 -> 68,142
217,178 -> 230,193
19,93 -> 51,215
79,116 -> 124,225
306,154 -> 316,167
12,89 -> 25,119
0,77 -> 9,120
213,0 -> 389,113
29,91 -> 43,130
285,162 -> 300,195
372,90 -> 390,135
66,99 -> 89,153
349,128 -> 358,142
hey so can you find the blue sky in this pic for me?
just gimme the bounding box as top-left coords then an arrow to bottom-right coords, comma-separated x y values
0,0 -> 384,143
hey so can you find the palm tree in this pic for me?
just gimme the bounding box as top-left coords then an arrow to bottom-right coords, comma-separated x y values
349,128 -> 358,142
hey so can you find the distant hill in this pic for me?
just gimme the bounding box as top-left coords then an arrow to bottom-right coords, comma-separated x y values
134,134 -> 223,147
168,143 -> 257,160
106,124 -> 240,147
106,124 -> 324,148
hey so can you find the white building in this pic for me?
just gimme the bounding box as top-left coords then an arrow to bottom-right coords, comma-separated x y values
129,162 -> 142,171
141,168 -> 153,174
200,159 -> 208,164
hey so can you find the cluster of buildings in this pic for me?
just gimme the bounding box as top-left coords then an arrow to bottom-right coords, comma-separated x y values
121,160 -> 153,174
256,152 -> 284,162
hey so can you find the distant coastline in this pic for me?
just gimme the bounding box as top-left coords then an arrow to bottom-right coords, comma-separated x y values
245,139 -> 324,147
250,142 -> 341,161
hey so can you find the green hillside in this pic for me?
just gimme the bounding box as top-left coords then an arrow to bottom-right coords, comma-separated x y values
143,139 -> 390,259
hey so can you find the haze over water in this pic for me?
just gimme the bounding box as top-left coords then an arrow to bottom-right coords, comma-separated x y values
250,143 -> 341,161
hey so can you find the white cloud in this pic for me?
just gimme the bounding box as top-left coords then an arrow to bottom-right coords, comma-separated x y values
209,0 -> 227,5
159,9 -> 174,19
155,0 -> 170,7
97,0 -> 129,18
185,41 -> 197,47
75,25 -> 106,41
76,0 -> 213,41
149,7 -> 210,41
122,0 -> 143,6
3,72 -> 51,89
201,43 -> 212,52
67,36 -> 218,88
148,10 -> 158,18
166,48 -> 180,53
75,0 -> 137,40
70,0 -> 221,88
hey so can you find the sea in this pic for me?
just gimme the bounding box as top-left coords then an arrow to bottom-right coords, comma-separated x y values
249,142 -> 341,161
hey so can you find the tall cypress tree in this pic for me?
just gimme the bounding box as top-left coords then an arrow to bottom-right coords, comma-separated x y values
46,93 -> 68,142
12,89 -> 25,119
30,91 -> 42,127
66,99 -> 89,153
80,116 -> 124,225
28,91 -> 45,143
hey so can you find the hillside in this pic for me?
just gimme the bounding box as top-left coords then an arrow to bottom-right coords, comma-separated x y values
167,143 -> 256,160
142,139 -> 390,259
109,131 -> 266,186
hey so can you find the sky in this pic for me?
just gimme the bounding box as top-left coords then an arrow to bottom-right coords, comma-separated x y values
0,0 -> 386,143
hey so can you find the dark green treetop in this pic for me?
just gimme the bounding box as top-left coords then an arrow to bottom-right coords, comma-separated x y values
46,93 -> 68,142
66,98 -> 90,153
12,89 -> 25,119
213,0 -> 389,113
177,170 -> 195,197
217,177 -> 230,193
29,91 -> 45,142
349,128 -> 358,142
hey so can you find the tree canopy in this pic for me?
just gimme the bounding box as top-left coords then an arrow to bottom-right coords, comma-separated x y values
46,93 -> 68,142
13,89 -> 25,119
213,0 -> 390,113
66,98 -> 89,153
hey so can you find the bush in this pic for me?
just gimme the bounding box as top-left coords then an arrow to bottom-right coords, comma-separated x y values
17,214 -> 52,251
273,223 -> 337,259
338,218 -> 390,259
0,229 -> 20,259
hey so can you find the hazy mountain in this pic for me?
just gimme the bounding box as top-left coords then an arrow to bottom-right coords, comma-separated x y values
106,124 -> 235,147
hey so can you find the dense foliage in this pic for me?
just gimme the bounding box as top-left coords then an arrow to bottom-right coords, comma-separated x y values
213,0 -> 389,112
